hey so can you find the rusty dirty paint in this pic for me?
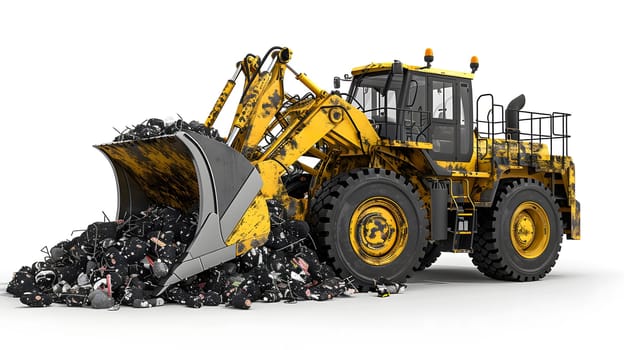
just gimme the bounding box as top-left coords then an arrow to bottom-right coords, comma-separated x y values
96,135 -> 199,212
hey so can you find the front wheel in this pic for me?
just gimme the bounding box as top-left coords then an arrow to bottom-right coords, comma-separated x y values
471,179 -> 563,281
310,168 -> 428,288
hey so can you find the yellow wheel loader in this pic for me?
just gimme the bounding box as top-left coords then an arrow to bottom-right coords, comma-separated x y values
96,47 -> 580,293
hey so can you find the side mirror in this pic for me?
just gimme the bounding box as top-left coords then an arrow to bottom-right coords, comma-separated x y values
333,76 -> 341,89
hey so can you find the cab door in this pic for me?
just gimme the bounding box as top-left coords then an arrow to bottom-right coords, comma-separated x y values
428,77 -> 473,162
429,77 -> 456,161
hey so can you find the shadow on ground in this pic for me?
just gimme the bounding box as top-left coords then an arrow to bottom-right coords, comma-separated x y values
408,265 -> 500,285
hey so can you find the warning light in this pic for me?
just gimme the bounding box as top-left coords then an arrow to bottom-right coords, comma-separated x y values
424,48 -> 434,68
470,56 -> 479,73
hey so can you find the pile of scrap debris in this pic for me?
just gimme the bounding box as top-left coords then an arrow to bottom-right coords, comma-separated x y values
6,118 -> 405,310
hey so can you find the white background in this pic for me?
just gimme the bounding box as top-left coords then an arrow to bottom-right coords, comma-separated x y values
0,0 -> 621,348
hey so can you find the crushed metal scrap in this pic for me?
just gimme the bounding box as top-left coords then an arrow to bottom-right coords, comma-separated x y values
6,118 -> 406,310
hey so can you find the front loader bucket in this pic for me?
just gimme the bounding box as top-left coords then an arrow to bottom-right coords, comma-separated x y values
95,131 -> 264,294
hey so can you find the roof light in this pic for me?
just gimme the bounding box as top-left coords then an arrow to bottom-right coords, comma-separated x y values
470,56 -> 479,73
424,48 -> 434,68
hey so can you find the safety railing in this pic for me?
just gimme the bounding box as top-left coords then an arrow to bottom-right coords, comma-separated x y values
476,94 -> 570,168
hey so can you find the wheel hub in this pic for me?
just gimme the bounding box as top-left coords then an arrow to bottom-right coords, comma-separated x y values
513,212 -> 536,248
350,197 -> 408,266
357,210 -> 396,256
510,201 -> 550,259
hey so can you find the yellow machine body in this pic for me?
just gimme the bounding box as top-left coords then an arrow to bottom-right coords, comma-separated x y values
97,47 -> 579,290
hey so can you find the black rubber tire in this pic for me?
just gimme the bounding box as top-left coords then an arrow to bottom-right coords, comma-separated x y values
470,178 -> 563,281
309,168 -> 428,289
414,242 -> 442,271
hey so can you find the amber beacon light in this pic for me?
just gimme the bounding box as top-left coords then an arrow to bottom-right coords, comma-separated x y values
470,55 -> 479,73
424,48 -> 434,68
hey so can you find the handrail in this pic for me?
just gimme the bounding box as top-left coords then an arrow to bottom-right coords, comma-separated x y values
475,94 -> 570,168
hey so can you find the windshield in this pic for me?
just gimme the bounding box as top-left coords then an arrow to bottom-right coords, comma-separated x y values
349,73 -> 403,123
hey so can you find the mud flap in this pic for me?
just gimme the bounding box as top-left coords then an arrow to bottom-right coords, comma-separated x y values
96,131 -> 264,294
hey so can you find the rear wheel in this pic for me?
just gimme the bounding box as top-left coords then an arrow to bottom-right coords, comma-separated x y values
471,179 -> 563,281
310,168 -> 428,288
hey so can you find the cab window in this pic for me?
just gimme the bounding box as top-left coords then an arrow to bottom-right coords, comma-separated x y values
432,80 -> 453,120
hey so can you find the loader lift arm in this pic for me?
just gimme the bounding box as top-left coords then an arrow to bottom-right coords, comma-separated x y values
207,47 -> 379,160
204,47 -> 381,252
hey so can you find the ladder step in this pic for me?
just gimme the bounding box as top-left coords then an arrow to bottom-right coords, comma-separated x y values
457,212 -> 473,217
456,231 -> 473,235
451,195 -> 471,199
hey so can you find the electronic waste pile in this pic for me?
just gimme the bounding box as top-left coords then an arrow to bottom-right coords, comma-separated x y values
6,118 -> 405,310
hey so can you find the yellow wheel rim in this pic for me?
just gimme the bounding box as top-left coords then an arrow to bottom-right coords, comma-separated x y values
349,197 -> 408,266
510,201 -> 550,259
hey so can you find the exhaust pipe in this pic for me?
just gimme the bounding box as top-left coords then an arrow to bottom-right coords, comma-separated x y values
505,94 -> 525,141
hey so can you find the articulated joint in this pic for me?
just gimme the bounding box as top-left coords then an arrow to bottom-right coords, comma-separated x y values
329,107 -> 343,123
275,47 -> 292,64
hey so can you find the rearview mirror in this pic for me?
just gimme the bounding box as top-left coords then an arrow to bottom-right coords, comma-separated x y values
334,76 -> 340,89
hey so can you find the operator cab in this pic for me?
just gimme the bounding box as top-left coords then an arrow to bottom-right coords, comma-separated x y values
347,53 -> 476,162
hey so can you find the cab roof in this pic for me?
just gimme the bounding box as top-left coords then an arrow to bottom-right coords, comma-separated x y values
351,62 -> 474,80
